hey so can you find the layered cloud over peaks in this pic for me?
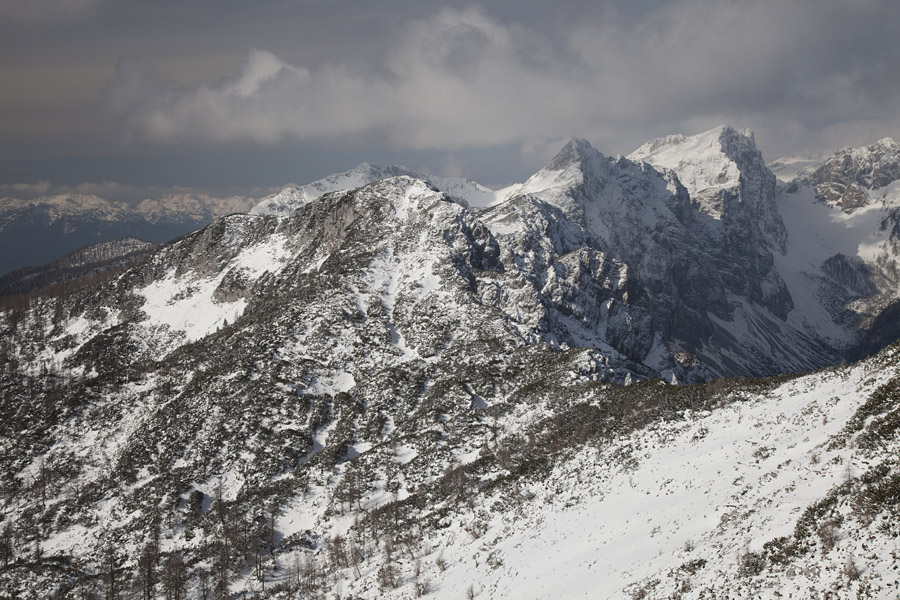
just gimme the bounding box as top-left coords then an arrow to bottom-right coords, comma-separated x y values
103,2 -> 900,158
104,8 -> 585,150
108,49 -> 321,145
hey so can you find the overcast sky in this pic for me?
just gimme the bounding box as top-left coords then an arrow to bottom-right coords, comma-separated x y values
1,0 -> 899,198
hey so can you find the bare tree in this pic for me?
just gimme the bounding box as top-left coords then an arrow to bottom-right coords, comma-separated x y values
36,459 -> 49,511
328,534 -> 349,569
137,543 -> 158,600
349,539 -> 364,579
267,503 -> 278,551
197,567 -> 211,600
0,519 -> 14,568
214,539 -> 230,600
162,551 -> 188,600
211,484 -> 232,598
102,541 -> 120,600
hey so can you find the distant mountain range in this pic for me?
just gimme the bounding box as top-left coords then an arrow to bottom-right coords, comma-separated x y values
0,192 -> 258,276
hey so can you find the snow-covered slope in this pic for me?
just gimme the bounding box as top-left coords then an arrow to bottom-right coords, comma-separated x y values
325,347 -> 900,600
480,139 -> 718,380
249,163 -> 418,217
630,126 -> 900,368
772,138 -> 900,359
3,211 -> 900,598
629,125 -> 751,213
629,125 -> 786,249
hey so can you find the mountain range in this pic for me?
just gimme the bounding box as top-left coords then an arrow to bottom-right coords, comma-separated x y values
1,126 -> 899,599
0,192 -> 258,277
245,125 -> 900,381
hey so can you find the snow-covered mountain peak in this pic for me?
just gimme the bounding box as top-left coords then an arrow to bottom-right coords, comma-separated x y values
628,124 -> 787,257
542,137 -> 602,172
810,138 -> 900,186
0,193 -> 130,221
251,163 -> 507,217
628,125 -> 758,201
351,160 -> 376,173
347,175 -> 452,223
499,138 -> 614,215
248,185 -> 312,217
250,163 -> 419,217
836,137 -> 900,179
10,126 -> 900,600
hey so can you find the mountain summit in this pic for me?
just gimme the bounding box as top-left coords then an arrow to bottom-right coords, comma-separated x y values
630,125 -> 787,250
630,125 -> 755,200
251,163 -> 503,217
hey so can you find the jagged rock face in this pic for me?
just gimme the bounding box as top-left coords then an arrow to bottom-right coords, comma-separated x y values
630,125 -> 792,319
481,141 -> 726,379
480,133 -> 830,380
50,178 -> 532,377
630,126 -> 785,240
0,176 -> 642,597
10,126 -> 874,386
250,164 -> 421,217
238,130 -> 854,382
805,138 -> 900,211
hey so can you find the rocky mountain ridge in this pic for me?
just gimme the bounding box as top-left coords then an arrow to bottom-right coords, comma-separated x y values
802,137 -> 900,212
772,136 -> 900,362
0,237 -> 157,299
249,163 -> 503,218
0,192 -> 258,229
2,126 -> 900,599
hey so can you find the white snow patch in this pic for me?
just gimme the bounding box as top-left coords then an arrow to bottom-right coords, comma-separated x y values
230,233 -> 292,278
306,370 -> 356,396
139,273 -> 246,344
393,444 -> 418,465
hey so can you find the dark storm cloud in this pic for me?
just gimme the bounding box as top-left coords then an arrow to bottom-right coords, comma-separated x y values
1,0 -> 899,190
103,8 -> 580,150
0,0 -> 105,21
102,1 -> 900,158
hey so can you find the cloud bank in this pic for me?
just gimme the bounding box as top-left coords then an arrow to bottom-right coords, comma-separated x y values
106,1 -> 900,157
0,0 -> 104,21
